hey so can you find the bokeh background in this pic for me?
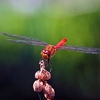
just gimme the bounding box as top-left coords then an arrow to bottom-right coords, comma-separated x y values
0,0 -> 100,100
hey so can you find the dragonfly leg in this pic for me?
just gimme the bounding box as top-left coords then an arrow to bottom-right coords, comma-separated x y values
48,58 -> 52,72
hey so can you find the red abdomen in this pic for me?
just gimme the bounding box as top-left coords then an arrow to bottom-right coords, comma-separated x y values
55,38 -> 67,50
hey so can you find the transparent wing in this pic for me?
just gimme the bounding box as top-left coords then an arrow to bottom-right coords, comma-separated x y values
59,45 -> 100,54
1,32 -> 48,47
8,39 -> 48,47
1,32 -> 100,54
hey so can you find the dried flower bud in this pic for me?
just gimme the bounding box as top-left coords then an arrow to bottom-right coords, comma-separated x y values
43,82 -> 55,99
42,69 -> 51,80
35,70 -> 40,79
39,60 -> 46,69
33,80 -> 43,92
35,69 -> 51,81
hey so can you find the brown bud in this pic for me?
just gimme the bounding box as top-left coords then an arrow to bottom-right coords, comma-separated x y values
33,80 -> 43,92
43,82 -> 55,99
35,70 -> 40,79
39,60 -> 46,69
35,68 -> 51,81
43,69 -> 51,80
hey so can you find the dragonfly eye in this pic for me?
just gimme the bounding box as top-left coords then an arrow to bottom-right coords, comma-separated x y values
42,50 -> 50,55
45,50 -> 49,53
45,50 -> 51,55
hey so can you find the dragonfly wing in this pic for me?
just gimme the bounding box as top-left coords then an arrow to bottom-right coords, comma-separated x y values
1,32 -> 47,45
1,32 -> 48,47
59,45 -> 100,54
8,39 -> 48,47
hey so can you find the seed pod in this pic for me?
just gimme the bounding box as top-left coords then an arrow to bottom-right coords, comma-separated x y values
43,82 -> 55,99
41,69 -> 51,80
33,80 -> 43,92
35,70 -> 40,79
35,69 -> 51,81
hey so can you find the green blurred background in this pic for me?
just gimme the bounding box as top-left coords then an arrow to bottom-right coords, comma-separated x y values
0,0 -> 100,100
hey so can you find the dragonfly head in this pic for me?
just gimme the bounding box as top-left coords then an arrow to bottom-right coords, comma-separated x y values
41,49 -> 51,59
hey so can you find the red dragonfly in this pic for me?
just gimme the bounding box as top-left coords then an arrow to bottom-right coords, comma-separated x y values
1,33 -> 100,55
1,33 -> 100,71
1,33 -> 100,54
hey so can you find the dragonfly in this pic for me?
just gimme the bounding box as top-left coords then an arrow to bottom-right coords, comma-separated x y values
1,33 -> 100,71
